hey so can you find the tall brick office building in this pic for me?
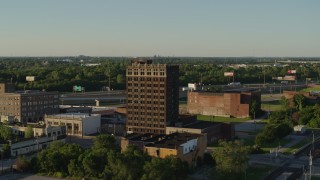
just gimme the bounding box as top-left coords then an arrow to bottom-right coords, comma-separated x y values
126,59 -> 179,134
0,83 -> 59,123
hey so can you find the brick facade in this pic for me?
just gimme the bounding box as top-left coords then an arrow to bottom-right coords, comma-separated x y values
187,91 -> 261,118
0,83 -> 59,123
126,59 -> 179,134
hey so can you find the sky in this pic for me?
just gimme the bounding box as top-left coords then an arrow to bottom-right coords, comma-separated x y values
0,0 -> 319,57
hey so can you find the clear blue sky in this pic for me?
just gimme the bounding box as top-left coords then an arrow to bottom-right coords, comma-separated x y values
0,0 -> 319,57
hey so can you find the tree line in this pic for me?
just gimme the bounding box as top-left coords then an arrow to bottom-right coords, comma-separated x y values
16,134 -> 194,180
1,57 -> 320,92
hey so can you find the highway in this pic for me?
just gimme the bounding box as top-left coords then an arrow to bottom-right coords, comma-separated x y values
59,83 -> 307,106
59,90 -> 187,105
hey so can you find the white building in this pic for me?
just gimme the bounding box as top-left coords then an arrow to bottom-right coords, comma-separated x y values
294,125 -> 306,134
10,124 -> 65,137
3,125 -> 67,157
45,113 -> 101,136
188,83 -> 198,91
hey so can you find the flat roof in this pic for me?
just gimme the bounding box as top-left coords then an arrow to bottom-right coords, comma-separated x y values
46,113 -> 99,119
1,90 -> 58,96
182,121 -> 221,129
223,88 -> 259,93
126,133 -> 165,142
145,132 -> 202,149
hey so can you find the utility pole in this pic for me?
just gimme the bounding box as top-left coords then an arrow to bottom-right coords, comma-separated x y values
263,67 -> 266,85
233,72 -> 235,83
254,112 -> 256,131
302,165 -> 305,180
309,150 -> 312,180
109,72 -> 111,90
312,131 -> 315,152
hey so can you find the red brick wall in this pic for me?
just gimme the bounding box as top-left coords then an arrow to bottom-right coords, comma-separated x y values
187,92 -> 256,118
188,92 -> 226,116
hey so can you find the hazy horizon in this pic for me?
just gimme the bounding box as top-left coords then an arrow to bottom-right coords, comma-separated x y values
1,0 -> 319,57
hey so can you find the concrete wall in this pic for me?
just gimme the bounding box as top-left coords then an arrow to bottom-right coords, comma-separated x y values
10,136 -> 66,157
45,114 -> 100,136
166,127 -> 202,135
181,139 -> 197,154
176,134 -> 207,165
82,114 -> 101,135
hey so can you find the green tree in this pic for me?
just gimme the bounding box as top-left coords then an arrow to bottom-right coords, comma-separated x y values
269,110 -> 289,124
293,94 -> 307,111
141,157 -> 174,180
116,74 -> 125,85
213,140 -> 248,179
142,156 -> 189,180
24,125 -> 34,139
82,149 -> 109,178
106,145 -> 147,180
255,123 -> 292,145
0,124 -> 14,143
93,134 -> 116,150
250,100 -> 259,118
37,142 -> 84,177
308,118 -> 320,128
68,159 -> 84,178
280,96 -> 290,110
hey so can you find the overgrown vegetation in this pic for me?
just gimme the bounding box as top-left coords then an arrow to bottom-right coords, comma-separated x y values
212,140 -> 249,179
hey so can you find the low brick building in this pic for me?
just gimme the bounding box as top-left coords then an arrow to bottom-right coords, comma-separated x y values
121,132 -> 207,165
187,90 -> 261,118
166,121 -> 234,144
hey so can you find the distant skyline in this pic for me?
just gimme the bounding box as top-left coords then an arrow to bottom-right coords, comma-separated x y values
0,0 -> 319,57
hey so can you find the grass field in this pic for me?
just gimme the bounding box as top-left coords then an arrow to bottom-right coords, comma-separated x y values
197,114 -> 250,123
210,165 -> 273,180
246,166 -> 274,180
260,138 -> 292,152
300,86 -> 320,92
283,138 -> 311,154
261,100 -> 282,111
242,137 -> 292,153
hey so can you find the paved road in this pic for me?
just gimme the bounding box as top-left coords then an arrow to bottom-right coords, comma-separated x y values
235,113 -> 268,133
0,173 -> 64,180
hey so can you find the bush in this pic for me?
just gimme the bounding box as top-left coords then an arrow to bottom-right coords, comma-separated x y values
203,153 -> 215,166
255,123 -> 292,145
249,145 -> 264,154
254,134 -> 265,147
308,118 -> 320,128
196,156 -> 202,167
53,171 -> 65,178
15,156 -> 31,172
